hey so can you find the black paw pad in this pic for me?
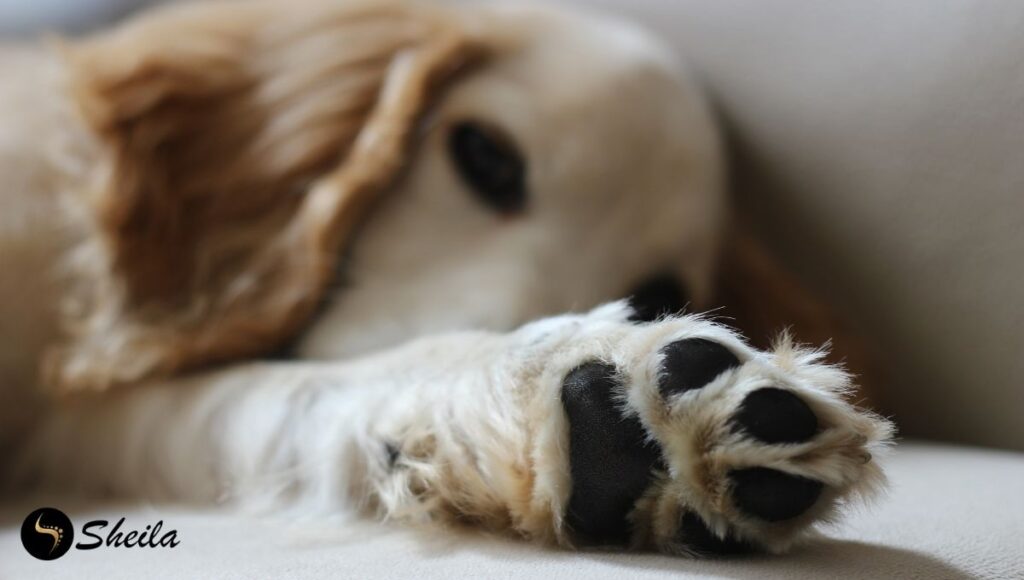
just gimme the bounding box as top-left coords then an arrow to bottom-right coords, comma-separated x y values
627,273 -> 689,322
729,467 -> 823,522
659,338 -> 740,398
732,388 -> 818,444
561,362 -> 663,544
677,512 -> 753,556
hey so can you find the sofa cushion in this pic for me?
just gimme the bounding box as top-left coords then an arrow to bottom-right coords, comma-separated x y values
2,442 -> 1020,579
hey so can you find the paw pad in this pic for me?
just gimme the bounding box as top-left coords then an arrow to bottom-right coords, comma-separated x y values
658,338 -> 740,397
561,362 -> 663,543
732,387 -> 818,444
729,467 -> 823,522
677,512 -> 752,556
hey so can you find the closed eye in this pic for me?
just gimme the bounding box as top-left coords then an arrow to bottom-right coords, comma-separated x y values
447,121 -> 527,215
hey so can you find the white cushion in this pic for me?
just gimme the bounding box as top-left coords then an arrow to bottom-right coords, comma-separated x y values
3,442 -> 1021,579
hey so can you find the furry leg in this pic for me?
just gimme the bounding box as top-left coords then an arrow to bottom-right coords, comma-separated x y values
10,302 -> 892,554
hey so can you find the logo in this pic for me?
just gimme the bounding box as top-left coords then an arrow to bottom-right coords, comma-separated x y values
20,508 -> 181,560
21,508 -> 74,561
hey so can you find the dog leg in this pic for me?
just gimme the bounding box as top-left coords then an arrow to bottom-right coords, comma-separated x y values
12,302 -> 892,555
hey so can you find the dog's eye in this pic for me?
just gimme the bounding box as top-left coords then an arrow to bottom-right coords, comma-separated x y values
448,121 -> 527,214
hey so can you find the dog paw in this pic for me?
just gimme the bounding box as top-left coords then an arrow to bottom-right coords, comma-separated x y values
547,306 -> 893,555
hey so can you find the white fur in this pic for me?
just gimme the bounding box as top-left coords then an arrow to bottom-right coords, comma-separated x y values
9,302 -> 891,553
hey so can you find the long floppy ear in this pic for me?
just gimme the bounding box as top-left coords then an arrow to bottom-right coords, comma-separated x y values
47,0 -> 483,392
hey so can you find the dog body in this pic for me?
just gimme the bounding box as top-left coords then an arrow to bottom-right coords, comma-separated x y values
0,0 -> 890,556
0,43 -> 89,446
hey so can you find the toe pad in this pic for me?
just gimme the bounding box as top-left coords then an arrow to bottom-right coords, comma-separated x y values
730,467 -> 823,522
733,387 -> 818,444
677,512 -> 753,556
659,338 -> 740,398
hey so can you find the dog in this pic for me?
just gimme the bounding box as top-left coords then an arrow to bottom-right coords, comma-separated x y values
0,0 -> 892,556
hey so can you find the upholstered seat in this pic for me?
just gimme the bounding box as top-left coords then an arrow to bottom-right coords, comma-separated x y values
2,442 -> 1021,579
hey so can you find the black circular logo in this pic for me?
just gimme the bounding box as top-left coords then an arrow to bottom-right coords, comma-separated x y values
21,508 -> 74,560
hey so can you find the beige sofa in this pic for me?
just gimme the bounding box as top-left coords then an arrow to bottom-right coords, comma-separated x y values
2,1 -> 1022,578
2,443 -> 1022,579
566,0 -> 1024,453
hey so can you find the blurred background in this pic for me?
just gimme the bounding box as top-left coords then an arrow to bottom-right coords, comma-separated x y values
4,0 -> 1022,452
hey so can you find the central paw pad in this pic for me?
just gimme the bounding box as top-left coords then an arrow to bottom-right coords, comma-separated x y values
561,362 -> 663,544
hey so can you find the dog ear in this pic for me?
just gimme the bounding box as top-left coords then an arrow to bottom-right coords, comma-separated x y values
47,1 -> 483,392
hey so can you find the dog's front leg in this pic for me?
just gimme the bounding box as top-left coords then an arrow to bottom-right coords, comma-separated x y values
13,326 -> 550,525
14,302 -> 891,554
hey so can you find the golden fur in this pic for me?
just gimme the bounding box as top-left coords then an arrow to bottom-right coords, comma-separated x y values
49,0 -> 483,391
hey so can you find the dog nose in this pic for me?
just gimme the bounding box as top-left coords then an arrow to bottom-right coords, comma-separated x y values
729,467 -> 823,522
732,387 -> 818,444
627,273 -> 689,322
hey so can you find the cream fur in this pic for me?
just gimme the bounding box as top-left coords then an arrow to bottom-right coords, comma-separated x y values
0,0 -> 890,557
8,302 -> 891,554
